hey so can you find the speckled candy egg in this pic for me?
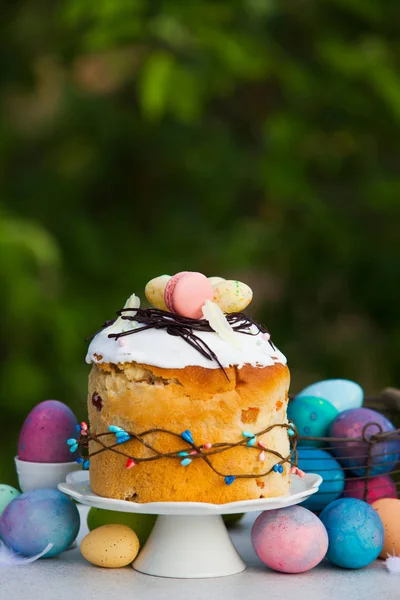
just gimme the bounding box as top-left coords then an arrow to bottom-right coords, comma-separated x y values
0,485 -> 20,516
297,379 -> 363,413
251,505 -> 328,573
87,508 -> 156,547
212,279 -> 253,313
343,474 -> 397,504
81,524 -> 140,568
371,498 -> 400,558
18,400 -> 79,463
297,448 -> 345,512
288,396 -> 338,446
320,498 -> 384,568
0,488 -> 80,557
329,408 -> 400,476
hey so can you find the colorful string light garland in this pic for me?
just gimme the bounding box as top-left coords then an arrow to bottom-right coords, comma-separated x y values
67,421 -> 302,486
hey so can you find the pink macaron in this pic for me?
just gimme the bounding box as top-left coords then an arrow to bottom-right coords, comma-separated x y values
164,271 -> 214,319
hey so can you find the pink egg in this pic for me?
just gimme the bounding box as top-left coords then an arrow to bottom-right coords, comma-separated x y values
251,506 -> 328,573
342,475 -> 397,504
164,271 -> 214,319
18,400 -> 78,463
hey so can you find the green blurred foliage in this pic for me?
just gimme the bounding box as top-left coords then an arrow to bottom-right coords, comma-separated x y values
1,0 -> 400,485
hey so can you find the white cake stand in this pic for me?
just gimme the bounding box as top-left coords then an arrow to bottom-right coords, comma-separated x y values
59,471 -> 322,579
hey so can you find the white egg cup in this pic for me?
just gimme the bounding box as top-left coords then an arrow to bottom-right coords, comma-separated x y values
59,471 -> 322,579
15,457 -> 81,493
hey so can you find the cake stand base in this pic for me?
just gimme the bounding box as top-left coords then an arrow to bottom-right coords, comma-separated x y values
133,514 -> 245,578
59,471 -> 322,579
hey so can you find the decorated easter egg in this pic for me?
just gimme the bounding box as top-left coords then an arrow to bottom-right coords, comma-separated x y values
0,485 -> 20,516
320,498 -> 384,568
212,280 -> 253,313
343,474 -> 397,504
81,524 -> 140,568
288,396 -> 338,446
0,488 -> 80,557
371,498 -> 400,558
145,275 -> 171,311
251,505 -> 328,573
297,379 -> 363,413
18,400 -> 79,463
87,508 -> 156,546
329,408 -> 400,476
297,448 -> 345,511
208,276 -> 225,286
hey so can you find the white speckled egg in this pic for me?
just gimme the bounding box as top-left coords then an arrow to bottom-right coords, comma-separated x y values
208,276 -> 225,286
80,524 -> 140,568
145,275 -> 171,311
213,280 -> 253,313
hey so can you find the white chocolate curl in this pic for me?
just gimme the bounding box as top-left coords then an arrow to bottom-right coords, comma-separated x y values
105,293 -> 140,334
212,280 -> 253,313
202,300 -> 241,349
145,275 -> 171,311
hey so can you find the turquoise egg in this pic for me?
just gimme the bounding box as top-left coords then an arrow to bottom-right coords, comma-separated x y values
297,379 -> 363,413
0,485 -> 20,516
297,447 -> 345,512
320,498 -> 384,568
288,396 -> 338,446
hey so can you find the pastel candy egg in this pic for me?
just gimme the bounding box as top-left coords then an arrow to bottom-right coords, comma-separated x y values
0,488 -> 80,557
371,498 -> 400,558
329,408 -> 400,476
212,280 -> 253,313
208,276 -> 225,286
0,485 -> 20,516
343,474 -> 397,504
320,498 -> 384,568
288,396 -> 338,446
251,505 -> 328,573
297,379 -> 363,413
164,271 -> 214,319
18,400 -> 79,463
145,275 -> 171,311
297,447 -> 345,512
81,524 -> 140,568
87,508 -> 156,547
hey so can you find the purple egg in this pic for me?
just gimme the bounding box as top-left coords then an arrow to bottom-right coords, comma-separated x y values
329,408 -> 400,476
18,400 -> 78,463
251,506 -> 328,573
0,489 -> 80,557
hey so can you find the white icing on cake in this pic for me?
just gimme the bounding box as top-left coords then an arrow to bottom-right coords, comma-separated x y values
86,319 -> 287,370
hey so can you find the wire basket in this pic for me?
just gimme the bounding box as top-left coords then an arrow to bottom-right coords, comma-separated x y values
290,387 -> 400,504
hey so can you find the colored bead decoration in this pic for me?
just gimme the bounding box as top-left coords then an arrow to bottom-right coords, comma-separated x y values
225,476 -> 236,485
181,458 -> 192,467
181,430 -> 194,444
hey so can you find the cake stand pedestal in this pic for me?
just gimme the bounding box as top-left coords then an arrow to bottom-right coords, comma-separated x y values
59,472 -> 321,579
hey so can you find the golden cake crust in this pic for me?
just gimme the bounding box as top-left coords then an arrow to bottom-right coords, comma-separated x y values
88,361 -> 291,503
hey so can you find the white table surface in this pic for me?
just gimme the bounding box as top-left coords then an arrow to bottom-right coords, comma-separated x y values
0,507 -> 398,600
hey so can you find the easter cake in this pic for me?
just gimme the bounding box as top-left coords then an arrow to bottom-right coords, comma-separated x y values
84,272 -> 296,504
